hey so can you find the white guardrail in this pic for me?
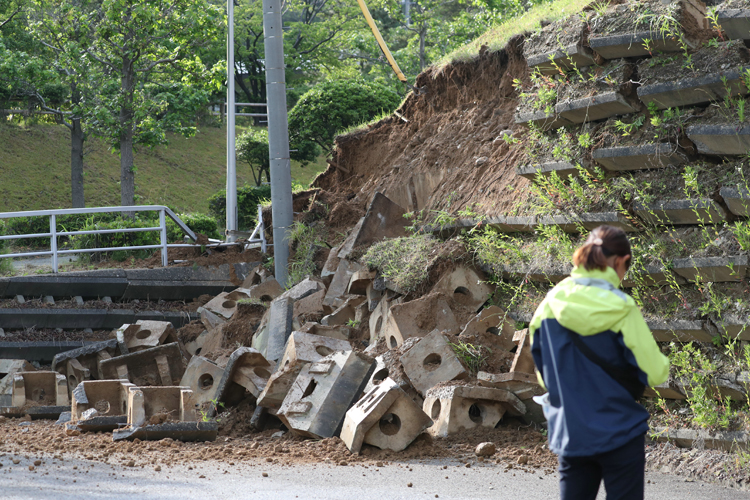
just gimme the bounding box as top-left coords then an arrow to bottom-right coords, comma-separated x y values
0,205 -> 199,273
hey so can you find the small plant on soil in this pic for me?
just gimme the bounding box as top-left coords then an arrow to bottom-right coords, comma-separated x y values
287,222 -> 323,286
362,234 -> 438,293
450,340 -> 491,375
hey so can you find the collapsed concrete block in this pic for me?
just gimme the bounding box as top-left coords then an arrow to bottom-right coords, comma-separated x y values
366,282 -> 384,311
336,218 -> 364,260
423,385 -> 525,438
99,342 -> 186,387
383,293 -> 459,349
292,289 -> 327,319
368,296 -> 401,344
339,194 -> 409,259
363,387 -> 432,452
510,329 -> 536,374
1,371 -> 70,419
342,377 -> 431,453
323,260 -> 363,308
113,386 -> 216,441
241,264 -> 272,288
213,347 -> 271,409
247,278 -> 284,302
321,296 -> 366,326
348,270 -> 376,295
477,371 -> 544,401
458,306 -> 516,351
433,266 -> 493,312
321,244 -> 342,280
251,297 -> 294,363
199,306 -> 226,331
0,360 -> 36,401
277,350 -> 375,439
116,320 -> 178,352
278,278 -> 326,303
180,356 -> 225,409
184,329 -> 210,357
257,332 -> 352,410
69,379 -> 134,431
299,322 -> 352,340
400,330 -> 468,395
52,339 -> 124,394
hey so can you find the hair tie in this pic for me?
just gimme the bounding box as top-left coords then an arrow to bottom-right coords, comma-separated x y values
592,238 -> 603,246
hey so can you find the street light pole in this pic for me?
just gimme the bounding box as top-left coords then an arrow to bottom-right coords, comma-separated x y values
226,0 -> 238,242
262,0 -> 292,287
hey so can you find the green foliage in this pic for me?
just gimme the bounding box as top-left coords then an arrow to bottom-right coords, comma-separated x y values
287,80 -> 401,163
362,234 -> 438,293
236,128 -> 270,187
208,184 -> 272,231
166,213 -> 220,242
287,221 -> 322,286
69,216 -> 161,261
450,340 -> 491,375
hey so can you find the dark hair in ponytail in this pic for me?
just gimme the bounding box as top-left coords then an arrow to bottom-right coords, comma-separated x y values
572,225 -> 632,272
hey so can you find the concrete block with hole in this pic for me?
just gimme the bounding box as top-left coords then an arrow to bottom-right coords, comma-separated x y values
323,260 -> 363,308
199,306 -> 226,332
383,293 -> 459,349
256,332 -> 351,410
368,296 -> 401,344
321,296 -> 366,326
364,348 -> 423,406
277,350 -> 375,439
52,339 -> 124,394
212,347 -> 271,412
423,385 -> 525,438
400,330 -> 468,396
459,305 -> 516,351
293,289 -> 327,319
341,377 -> 431,453
179,356 -> 225,409
247,278 -> 284,302
99,342 -> 186,387
510,329 -> 536,374
116,320 -> 178,352
298,322 -> 352,341
366,282 -> 383,311
251,297 -> 294,363
432,266 -> 492,312
477,371 -> 544,401
69,379 -> 134,431
241,264 -> 272,288
113,385 -> 217,442
1,371 -> 69,419
202,289 -> 252,320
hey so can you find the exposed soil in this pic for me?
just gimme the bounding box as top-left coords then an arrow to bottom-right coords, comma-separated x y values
639,40 -> 750,85
589,0 -> 709,42
176,320 -> 205,344
0,297 -> 195,312
221,302 -> 267,349
556,59 -> 635,103
523,13 -> 588,60
0,328 -> 111,343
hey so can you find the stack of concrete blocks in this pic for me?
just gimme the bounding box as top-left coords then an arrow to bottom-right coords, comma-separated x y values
52,339 -> 125,394
212,347 -> 271,409
0,359 -> 35,406
0,371 -> 70,418
99,342 -> 186,387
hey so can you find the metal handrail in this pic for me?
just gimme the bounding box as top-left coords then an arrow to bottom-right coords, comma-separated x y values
0,205 -> 199,273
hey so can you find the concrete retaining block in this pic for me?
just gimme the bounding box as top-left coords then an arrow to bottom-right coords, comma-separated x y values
510,329 -> 535,375
212,347 -> 270,409
646,320 -> 713,342
362,384 -> 432,452
1,371 -> 70,419
99,342 -> 186,387
180,356 -> 225,409
589,31 -> 686,59
515,161 -> 581,179
324,260 -> 363,309
432,266 -> 492,312
526,44 -> 597,75
651,426 -> 750,452
458,305 -> 516,351
687,124 -> 750,155
672,255 -> 748,282
117,320 -> 178,352
340,378 -> 402,453
113,421 -> 218,441
637,67 -> 750,110
70,380 -> 134,432
423,385 -> 525,438
0,309 -> 197,330
643,381 -> 686,400
537,212 -> 638,233
52,339 -> 125,393
252,296 -> 294,363
400,330 -> 468,396
592,143 -> 687,171
555,92 -> 637,123
634,198 -> 727,225
277,350 -> 375,439
514,109 -> 572,129
383,293 -> 459,349
622,264 -> 685,288
477,371 -> 545,401
718,9 -> 750,40
484,215 -> 538,233
720,186 -> 750,217
713,314 -> 750,341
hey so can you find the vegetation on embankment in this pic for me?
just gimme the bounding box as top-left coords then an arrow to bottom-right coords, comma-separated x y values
0,121 -> 326,214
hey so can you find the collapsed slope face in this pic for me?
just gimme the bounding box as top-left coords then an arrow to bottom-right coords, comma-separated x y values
315,37 -> 533,217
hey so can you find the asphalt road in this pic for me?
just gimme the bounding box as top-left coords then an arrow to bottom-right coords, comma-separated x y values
0,454 -> 746,500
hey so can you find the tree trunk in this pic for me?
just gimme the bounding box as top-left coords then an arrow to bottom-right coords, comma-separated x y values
120,55 -> 136,213
70,117 -> 85,208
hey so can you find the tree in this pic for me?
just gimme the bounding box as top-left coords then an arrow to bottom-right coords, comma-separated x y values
236,128 -> 270,187
287,79 -> 401,164
75,0 -> 223,208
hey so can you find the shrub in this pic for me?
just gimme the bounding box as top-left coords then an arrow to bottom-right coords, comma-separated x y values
69,218 -> 161,262
287,80 -> 401,165
236,128 -> 271,187
167,212 -> 221,242
208,184 -> 272,231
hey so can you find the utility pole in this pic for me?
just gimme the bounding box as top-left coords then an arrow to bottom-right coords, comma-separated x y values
226,0 -> 238,242
404,0 -> 411,25
263,0 -> 293,287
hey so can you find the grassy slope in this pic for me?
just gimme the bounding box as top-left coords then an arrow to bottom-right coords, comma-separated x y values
0,122 -> 326,214
438,0 -> 593,67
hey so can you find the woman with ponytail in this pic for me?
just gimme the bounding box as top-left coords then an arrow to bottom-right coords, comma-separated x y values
529,225 -> 669,500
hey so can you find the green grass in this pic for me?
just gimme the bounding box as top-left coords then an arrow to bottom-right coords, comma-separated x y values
437,0 -> 593,68
0,121 -> 327,214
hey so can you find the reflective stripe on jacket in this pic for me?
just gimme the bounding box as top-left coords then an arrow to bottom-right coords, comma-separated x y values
529,266 -> 669,457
